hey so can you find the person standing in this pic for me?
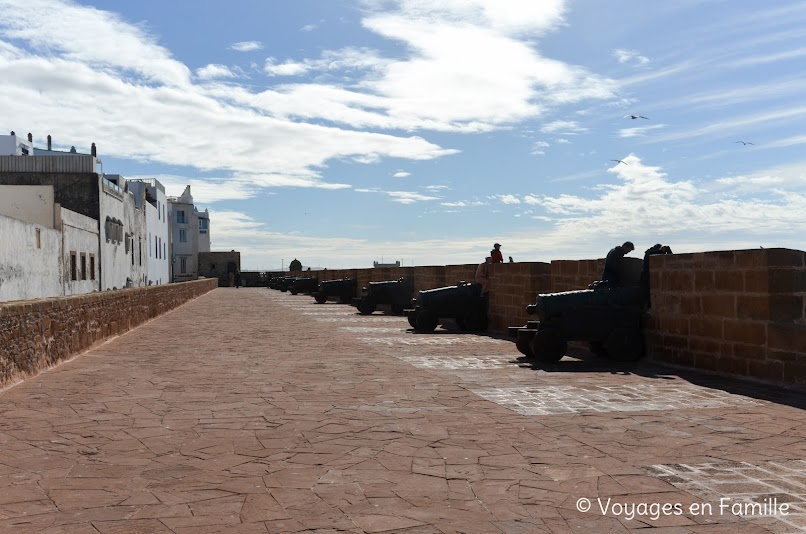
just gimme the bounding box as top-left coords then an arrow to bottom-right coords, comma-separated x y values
475,256 -> 492,295
490,243 -> 504,263
601,241 -> 635,287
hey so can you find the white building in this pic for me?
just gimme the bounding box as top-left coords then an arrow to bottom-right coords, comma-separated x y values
168,185 -> 210,282
129,179 -> 169,285
0,131 -> 33,156
0,184 -> 99,302
198,208 -> 210,253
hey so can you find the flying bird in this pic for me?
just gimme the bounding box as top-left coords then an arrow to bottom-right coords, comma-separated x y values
610,159 -> 627,165
735,141 -> 754,145
624,115 -> 650,120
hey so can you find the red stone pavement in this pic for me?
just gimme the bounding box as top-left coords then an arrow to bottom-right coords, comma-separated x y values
0,288 -> 804,533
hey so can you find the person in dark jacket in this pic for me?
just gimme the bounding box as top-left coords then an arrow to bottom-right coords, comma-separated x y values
601,241 -> 635,287
490,243 -> 504,263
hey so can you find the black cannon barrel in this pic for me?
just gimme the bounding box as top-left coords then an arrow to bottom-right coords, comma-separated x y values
416,281 -> 481,309
528,287 -> 642,319
320,278 -> 356,289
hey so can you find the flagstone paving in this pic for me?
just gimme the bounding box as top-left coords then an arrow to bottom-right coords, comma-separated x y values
0,288 -> 804,533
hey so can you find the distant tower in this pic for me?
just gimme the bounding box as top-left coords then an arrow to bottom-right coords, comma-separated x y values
289,259 -> 302,272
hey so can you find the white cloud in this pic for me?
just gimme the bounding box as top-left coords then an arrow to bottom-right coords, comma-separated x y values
533,155 -> 806,244
354,188 -> 439,203
424,185 -> 448,191
554,138 -> 570,144
0,0 -> 190,86
523,195 -> 542,205
531,140 -> 550,156
614,48 -> 650,66
440,200 -> 484,207
388,191 -> 439,203
196,64 -> 236,80
540,120 -> 588,134
230,41 -> 263,52
495,194 -> 521,205
618,124 -> 666,138
393,171 -> 411,178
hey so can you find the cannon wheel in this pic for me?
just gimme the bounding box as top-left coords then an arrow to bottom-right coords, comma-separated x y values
604,328 -> 644,362
407,311 -> 419,328
415,310 -> 439,333
391,303 -> 405,315
314,293 -> 327,304
588,341 -> 608,358
460,310 -> 488,332
339,295 -> 352,304
515,330 -> 536,359
530,327 -> 567,363
358,300 -> 377,315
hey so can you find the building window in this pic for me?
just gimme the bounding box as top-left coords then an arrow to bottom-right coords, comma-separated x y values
149,233 -> 152,257
125,233 -> 131,254
80,253 -> 87,280
157,201 -> 160,220
36,228 -> 41,249
139,239 -> 142,266
163,205 -> 166,220
199,218 -> 208,231
163,242 -> 166,259
177,210 -> 186,224
105,217 -> 123,244
89,255 -> 95,280
131,239 -> 135,265
70,252 -> 77,281
179,229 -> 187,243
180,256 -> 187,274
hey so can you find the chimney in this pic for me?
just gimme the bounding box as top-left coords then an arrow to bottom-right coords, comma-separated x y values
47,135 -> 52,150
10,131 -> 15,136
91,142 -> 96,157
27,133 -> 32,142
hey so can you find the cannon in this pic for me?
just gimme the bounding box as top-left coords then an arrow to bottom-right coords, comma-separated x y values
517,286 -> 644,363
404,281 -> 488,333
289,277 -> 319,295
313,278 -> 357,304
269,276 -> 296,291
351,277 -> 414,315
513,244 -> 672,363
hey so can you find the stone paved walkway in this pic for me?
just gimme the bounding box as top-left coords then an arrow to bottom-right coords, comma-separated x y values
0,288 -> 804,533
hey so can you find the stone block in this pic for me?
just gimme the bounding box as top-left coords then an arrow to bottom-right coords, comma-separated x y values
767,322 -> 806,353
722,319 -> 766,345
701,294 -> 736,318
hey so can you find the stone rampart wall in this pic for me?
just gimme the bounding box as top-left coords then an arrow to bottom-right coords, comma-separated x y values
0,278 -> 217,388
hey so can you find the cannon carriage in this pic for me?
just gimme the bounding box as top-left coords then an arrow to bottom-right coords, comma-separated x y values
351,277 -> 414,315
404,281 -> 488,333
313,278 -> 357,304
288,277 -> 319,295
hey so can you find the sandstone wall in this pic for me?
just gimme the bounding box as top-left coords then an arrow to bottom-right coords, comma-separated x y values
0,278 -> 217,388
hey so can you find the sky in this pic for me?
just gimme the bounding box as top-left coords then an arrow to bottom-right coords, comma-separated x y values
2,0 -> 805,269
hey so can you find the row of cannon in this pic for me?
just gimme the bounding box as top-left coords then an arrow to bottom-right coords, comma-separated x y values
266,275 -> 489,333
267,249 -> 664,363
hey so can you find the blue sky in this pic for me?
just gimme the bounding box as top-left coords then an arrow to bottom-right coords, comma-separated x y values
2,0 -> 805,269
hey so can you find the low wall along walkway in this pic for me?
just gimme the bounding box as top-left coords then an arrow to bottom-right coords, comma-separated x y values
0,278 -> 217,388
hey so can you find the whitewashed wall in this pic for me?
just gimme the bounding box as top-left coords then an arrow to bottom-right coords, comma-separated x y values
0,185 -> 55,228
60,207 -> 100,296
99,178 -> 127,290
0,213 -> 62,302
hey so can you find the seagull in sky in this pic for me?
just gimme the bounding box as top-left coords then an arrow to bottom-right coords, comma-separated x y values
610,159 -> 627,165
624,114 -> 650,120
735,140 -> 754,145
